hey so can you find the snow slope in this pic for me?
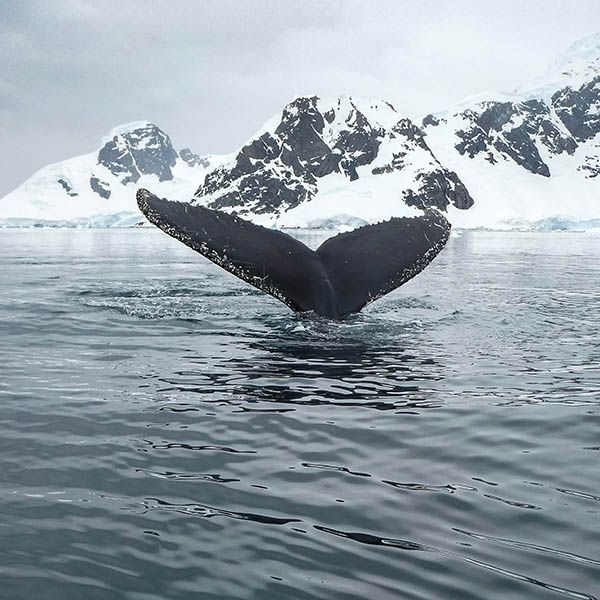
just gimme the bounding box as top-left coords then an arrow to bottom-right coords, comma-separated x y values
423,99 -> 600,229
419,34 -> 600,229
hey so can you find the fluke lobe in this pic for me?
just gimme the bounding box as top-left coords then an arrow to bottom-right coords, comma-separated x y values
137,189 -> 451,319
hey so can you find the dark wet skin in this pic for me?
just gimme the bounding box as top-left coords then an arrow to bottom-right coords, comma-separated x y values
137,188 -> 451,318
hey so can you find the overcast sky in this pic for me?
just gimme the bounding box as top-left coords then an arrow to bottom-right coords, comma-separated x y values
1,0 -> 599,196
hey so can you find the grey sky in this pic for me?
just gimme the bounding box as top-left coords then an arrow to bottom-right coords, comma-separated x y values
1,0 -> 599,196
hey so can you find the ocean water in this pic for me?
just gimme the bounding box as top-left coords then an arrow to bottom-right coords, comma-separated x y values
1,228 -> 599,600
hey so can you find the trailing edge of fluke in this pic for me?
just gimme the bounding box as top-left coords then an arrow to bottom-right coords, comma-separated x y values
137,188 -> 451,319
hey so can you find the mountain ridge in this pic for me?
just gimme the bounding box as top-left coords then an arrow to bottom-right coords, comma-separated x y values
2,33 -> 599,229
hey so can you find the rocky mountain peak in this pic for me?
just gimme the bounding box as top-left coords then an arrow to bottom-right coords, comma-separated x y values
552,75 -> 600,142
3,33 -> 599,229
423,73 -> 599,179
97,121 -> 178,184
194,94 -> 473,216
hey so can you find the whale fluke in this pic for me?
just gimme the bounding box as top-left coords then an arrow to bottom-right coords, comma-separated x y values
137,189 -> 451,318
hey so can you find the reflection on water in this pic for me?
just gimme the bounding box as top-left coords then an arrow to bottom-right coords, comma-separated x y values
1,228 -> 599,600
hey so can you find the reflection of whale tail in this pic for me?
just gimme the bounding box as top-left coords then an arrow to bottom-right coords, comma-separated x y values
137,189 -> 451,319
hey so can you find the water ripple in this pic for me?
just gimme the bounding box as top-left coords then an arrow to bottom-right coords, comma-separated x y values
1,229 -> 600,600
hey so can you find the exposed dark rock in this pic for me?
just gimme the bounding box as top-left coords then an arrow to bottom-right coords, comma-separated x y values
97,123 -> 177,184
334,109 -> 381,178
422,114 -> 440,127
180,148 -> 210,168
522,100 -> 578,155
239,133 -> 280,162
194,96 -> 473,216
275,96 -> 329,164
371,151 -> 406,175
579,153 -> 600,178
98,138 -> 139,184
323,109 -> 335,123
306,152 -> 340,178
394,118 -> 431,151
196,96 -> 338,213
208,172 -> 314,214
552,75 -> 600,141
495,125 -> 550,177
404,169 -> 474,211
452,100 -> 578,176
57,178 -> 77,197
90,176 -> 111,199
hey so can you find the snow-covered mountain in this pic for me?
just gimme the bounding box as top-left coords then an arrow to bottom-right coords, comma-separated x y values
1,32 -> 599,230
193,95 -> 473,228
0,121 -> 222,226
194,32 -> 599,230
422,34 -> 600,229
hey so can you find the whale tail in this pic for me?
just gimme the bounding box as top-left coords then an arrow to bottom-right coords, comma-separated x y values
137,189 -> 451,318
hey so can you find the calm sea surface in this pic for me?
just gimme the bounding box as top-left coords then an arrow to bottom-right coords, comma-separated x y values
1,228 -> 599,600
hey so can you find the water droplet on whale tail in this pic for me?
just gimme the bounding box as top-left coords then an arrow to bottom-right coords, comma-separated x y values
137,188 -> 451,319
